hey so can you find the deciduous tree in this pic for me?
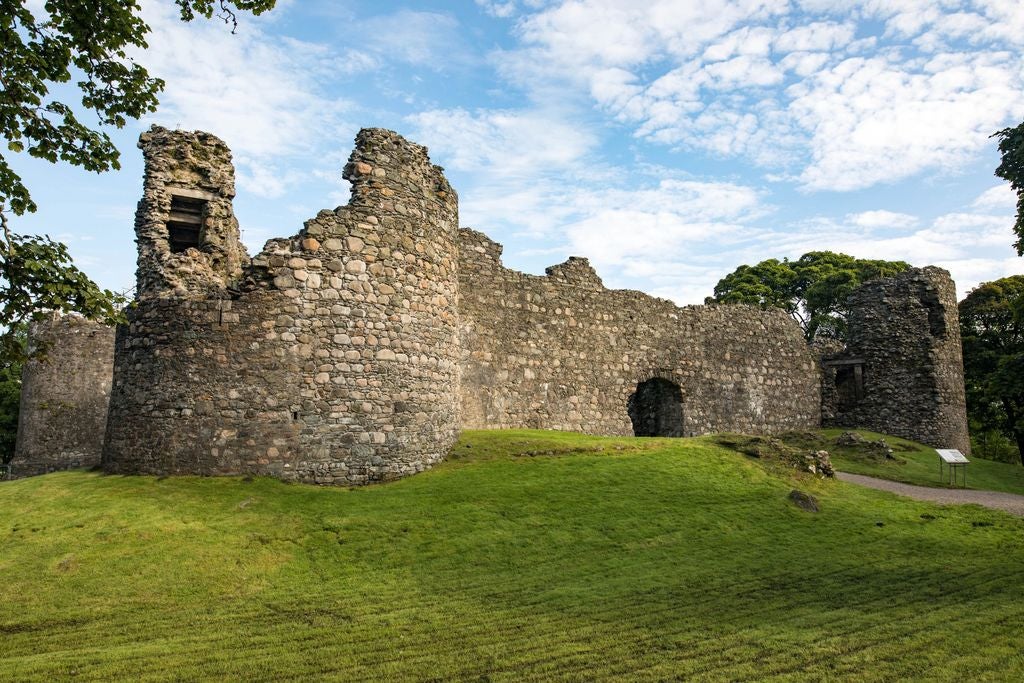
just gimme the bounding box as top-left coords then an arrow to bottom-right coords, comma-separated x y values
993,121 -> 1024,256
959,275 -> 1024,464
1,0 -> 276,364
0,325 -> 25,467
707,251 -> 910,341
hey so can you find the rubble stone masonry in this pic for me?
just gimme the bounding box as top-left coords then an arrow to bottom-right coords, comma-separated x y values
12,126 -> 970,483
457,229 -> 821,436
822,267 -> 970,453
102,127 -> 461,484
11,314 -> 114,478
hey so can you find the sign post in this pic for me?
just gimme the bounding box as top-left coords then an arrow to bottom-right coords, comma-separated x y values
936,449 -> 969,488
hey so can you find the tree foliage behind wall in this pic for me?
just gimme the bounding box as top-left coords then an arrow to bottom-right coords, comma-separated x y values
993,121 -> 1024,256
707,251 -> 911,342
1,0 -> 277,368
0,327 -> 26,466
959,275 -> 1024,464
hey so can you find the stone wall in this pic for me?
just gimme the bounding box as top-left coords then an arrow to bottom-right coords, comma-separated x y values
10,314 -> 114,478
133,127 -> 249,296
103,126 -> 461,484
12,126 -> 972,484
822,267 -> 970,452
457,229 -> 822,436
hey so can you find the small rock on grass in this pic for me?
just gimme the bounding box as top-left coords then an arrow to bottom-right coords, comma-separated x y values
788,489 -> 820,513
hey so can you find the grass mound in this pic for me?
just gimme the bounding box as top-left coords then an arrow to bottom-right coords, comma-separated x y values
1,429 -> 1023,681
712,432 -> 834,477
778,429 -> 908,464
777,429 -> 1024,495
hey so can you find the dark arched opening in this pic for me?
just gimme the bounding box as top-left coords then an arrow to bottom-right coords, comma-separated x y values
628,378 -> 684,437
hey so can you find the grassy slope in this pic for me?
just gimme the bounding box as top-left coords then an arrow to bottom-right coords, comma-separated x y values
0,430 -> 1022,682
807,429 -> 1024,495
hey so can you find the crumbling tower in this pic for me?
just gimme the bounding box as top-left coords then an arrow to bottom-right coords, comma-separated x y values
10,314 -> 114,478
821,267 -> 970,452
103,126 -> 462,483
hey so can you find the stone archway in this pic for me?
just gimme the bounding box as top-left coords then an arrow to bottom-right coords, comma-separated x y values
627,378 -> 684,437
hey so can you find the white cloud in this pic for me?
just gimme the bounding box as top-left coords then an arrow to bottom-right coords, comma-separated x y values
562,178 -> 764,267
475,0 -> 519,18
136,1 -> 355,198
405,101 -> 1021,307
778,51 -> 831,77
972,184 -> 1017,209
773,21 -> 856,53
847,210 -> 920,229
542,178 -> 771,302
793,51 -> 1024,190
704,55 -> 784,89
358,11 -> 465,66
493,0 -> 1024,192
573,187 -> 1022,305
704,26 -> 776,61
938,256 -> 1024,298
407,105 -> 772,301
410,108 -> 597,174
139,5 -> 347,156
743,201 -> 1024,300
233,159 -> 307,200
408,107 -> 610,242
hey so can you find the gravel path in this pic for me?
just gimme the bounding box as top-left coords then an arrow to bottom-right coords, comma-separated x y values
836,472 -> 1024,517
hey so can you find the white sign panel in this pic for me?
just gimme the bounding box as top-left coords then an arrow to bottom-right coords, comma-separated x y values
937,449 -> 969,464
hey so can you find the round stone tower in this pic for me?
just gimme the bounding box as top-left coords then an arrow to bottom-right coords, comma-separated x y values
11,314 -> 115,478
103,126 -> 461,484
822,267 -> 969,453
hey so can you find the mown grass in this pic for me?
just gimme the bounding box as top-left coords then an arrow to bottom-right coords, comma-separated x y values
1,429 -> 1023,681
796,428 -> 1024,495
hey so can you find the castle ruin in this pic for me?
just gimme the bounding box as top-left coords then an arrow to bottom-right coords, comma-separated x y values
12,314 -> 114,477
9,127 -> 970,483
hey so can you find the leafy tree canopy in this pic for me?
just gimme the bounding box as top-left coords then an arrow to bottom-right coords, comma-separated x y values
0,0 -> 276,364
0,324 -> 25,466
706,251 -> 911,341
993,121 -> 1024,256
1,233 -> 126,360
959,275 -> 1024,464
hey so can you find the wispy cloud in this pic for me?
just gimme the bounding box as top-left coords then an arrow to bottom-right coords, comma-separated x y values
358,10 -> 467,67
135,1 -> 356,198
492,0 -> 1024,192
412,101 -> 1023,304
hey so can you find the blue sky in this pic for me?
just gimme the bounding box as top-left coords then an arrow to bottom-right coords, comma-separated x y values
11,0 -> 1024,303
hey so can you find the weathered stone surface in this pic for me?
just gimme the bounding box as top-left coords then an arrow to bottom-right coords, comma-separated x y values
836,431 -> 895,460
133,126 -> 250,296
807,450 -> 834,477
457,228 -> 821,437
10,314 -> 114,478
12,126 -> 971,487
821,268 -> 970,453
102,127 -> 461,485
712,434 -> 834,478
788,489 -> 820,512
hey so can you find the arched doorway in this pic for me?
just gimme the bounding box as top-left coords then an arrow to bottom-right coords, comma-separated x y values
628,378 -> 684,437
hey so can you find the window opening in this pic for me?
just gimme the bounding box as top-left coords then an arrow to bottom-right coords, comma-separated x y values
167,195 -> 206,252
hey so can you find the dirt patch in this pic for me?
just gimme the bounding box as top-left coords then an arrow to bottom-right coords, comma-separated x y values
777,430 -> 908,465
714,434 -> 834,477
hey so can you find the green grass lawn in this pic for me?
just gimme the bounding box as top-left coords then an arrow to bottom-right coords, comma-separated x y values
801,429 -> 1024,495
2,430 -> 1023,681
